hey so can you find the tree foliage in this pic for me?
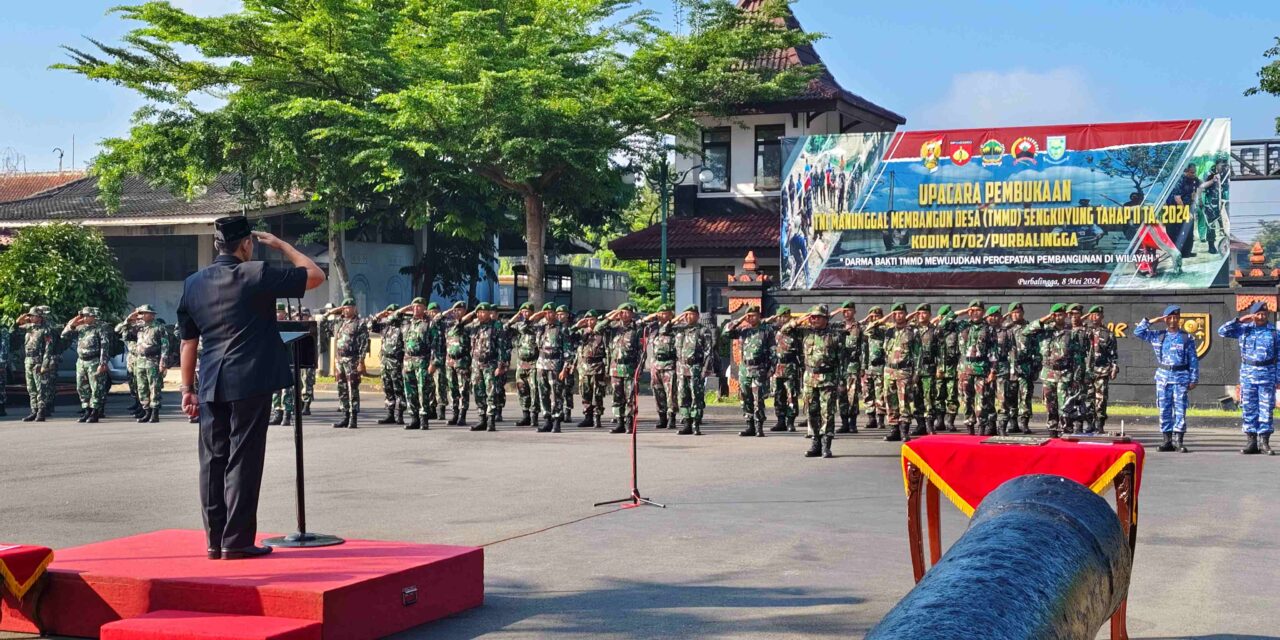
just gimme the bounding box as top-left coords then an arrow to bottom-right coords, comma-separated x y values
1254,220 -> 1280,268
0,223 -> 130,323
1245,36 -> 1280,134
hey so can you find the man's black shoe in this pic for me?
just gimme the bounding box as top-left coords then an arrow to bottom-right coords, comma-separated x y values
207,548 -> 222,560
221,545 -> 273,560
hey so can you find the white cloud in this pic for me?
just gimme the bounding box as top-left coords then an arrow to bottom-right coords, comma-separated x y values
916,67 -> 1105,129
168,0 -> 242,16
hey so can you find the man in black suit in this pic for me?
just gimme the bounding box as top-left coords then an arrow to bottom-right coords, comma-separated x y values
177,216 -> 325,560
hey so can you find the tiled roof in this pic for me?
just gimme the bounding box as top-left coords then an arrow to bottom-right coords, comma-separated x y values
734,0 -> 905,125
0,173 -> 303,224
0,171 -> 88,204
609,212 -> 778,259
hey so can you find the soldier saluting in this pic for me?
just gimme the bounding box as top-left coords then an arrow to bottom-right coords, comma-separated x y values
571,310 -> 608,429
672,305 -> 716,436
456,302 -> 509,432
397,298 -> 444,430
911,303 -> 940,436
529,304 -> 575,433
867,303 -> 923,442
1218,301 -> 1279,455
723,305 -> 775,437
593,303 -> 644,434
17,306 -> 55,422
1023,303 -> 1082,437
322,298 -> 370,429
640,304 -> 679,430
946,300 -> 997,435
1134,305 -> 1199,452
770,306 -> 803,433
834,301 -> 863,434
370,303 -> 407,426
63,307 -> 112,423
121,304 -> 170,424
440,302 -> 472,426
1084,305 -> 1119,435
1004,302 -> 1036,434
507,302 -> 541,427
933,305 -> 961,432
780,305 -> 843,458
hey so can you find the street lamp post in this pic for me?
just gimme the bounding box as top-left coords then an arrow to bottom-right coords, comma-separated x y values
627,161 -> 714,306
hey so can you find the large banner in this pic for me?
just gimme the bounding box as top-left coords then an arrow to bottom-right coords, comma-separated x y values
780,119 -> 1231,290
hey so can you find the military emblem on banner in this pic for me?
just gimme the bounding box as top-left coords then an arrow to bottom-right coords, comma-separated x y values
949,140 -> 973,167
980,138 -> 1005,166
1045,135 -> 1068,164
920,137 -> 944,173
1179,313 -> 1212,358
1011,137 -> 1039,165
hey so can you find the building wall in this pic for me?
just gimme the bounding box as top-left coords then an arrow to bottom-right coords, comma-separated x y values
673,112 -> 842,200
124,281 -> 187,325
675,256 -> 780,313
336,240 -> 416,314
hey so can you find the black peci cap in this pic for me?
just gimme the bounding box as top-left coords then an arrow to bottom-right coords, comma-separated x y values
214,216 -> 252,245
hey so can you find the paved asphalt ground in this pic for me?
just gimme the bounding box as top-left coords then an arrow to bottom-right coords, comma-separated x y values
3,391 -> 1278,640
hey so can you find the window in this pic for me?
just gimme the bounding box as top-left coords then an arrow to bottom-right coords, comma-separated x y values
754,124 -> 785,191
701,127 -> 731,192
107,235 -> 198,281
700,266 -> 735,314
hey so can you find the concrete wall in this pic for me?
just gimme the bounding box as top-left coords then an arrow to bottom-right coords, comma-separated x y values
329,240 -> 416,314
675,257 -> 780,312
124,281 -> 187,325
673,113 -> 843,199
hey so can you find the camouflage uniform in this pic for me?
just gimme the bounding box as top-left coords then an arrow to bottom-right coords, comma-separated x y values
723,316 -> 775,436
1063,308 -> 1092,431
325,312 -> 370,423
401,313 -> 443,427
0,323 -> 8,413
462,305 -> 510,430
868,309 -> 921,441
772,307 -> 803,432
63,311 -> 112,415
595,308 -> 643,433
427,311 -> 449,421
17,309 -> 55,419
1023,308 -> 1084,435
861,308 -> 886,429
990,312 -> 1017,436
572,314 -> 608,428
441,307 -> 472,424
114,319 -> 141,410
43,312 -> 65,414
912,305 -> 941,435
643,311 -> 679,429
533,312 -> 575,430
507,307 -> 542,425
934,306 -> 961,432
371,308 -> 407,422
673,314 -> 717,434
782,307 -> 843,458
298,310 -> 316,413
949,304 -> 998,435
835,304 -> 863,434
1005,312 -> 1037,434
1084,309 -> 1119,434
125,318 -> 171,413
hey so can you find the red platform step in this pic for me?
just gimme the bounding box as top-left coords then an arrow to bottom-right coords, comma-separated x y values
100,610 -> 321,640
0,530 -> 483,640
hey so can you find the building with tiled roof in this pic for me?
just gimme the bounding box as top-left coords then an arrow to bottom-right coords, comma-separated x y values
610,0 -> 903,314
0,171 -> 88,204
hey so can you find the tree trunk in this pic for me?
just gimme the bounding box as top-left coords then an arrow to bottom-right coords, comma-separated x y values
467,255 -> 479,306
328,205 -> 353,302
523,193 -> 547,309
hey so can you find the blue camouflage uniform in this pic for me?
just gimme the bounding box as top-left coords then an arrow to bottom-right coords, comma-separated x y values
1134,316 -> 1199,434
1217,317 -> 1280,436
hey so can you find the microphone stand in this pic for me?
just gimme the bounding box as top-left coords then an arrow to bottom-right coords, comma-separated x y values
595,333 -> 665,509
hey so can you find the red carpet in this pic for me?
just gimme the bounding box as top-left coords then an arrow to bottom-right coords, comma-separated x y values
0,529 -> 483,639
100,610 -> 321,640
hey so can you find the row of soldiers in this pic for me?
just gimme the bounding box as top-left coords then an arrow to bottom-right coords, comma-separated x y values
4,304 -> 179,423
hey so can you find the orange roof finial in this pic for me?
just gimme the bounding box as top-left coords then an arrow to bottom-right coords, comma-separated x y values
743,251 -> 758,273
1249,242 -> 1267,266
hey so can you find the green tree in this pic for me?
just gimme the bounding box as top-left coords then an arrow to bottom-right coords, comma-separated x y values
575,183 -> 670,312
0,223 -> 130,323
1245,36 -> 1280,133
1254,220 -> 1280,268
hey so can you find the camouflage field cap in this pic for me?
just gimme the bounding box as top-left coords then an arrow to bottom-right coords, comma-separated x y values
80,306 -> 97,317
28,306 -> 45,316
744,304 -> 762,314
135,304 -> 156,314
776,305 -> 792,315
809,304 -> 828,317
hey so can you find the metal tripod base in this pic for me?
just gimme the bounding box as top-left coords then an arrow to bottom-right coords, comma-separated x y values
595,491 -> 665,509
262,531 -> 345,548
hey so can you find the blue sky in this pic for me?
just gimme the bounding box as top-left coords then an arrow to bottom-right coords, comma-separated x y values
1,0 -> 1278,173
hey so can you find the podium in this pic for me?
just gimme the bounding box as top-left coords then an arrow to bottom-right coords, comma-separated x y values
263,321 -> 344,549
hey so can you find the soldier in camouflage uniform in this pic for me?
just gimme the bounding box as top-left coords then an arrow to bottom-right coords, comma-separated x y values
948,300 -> 998,435
1084,305 -> 1119,434
561,310 -> 577,423
933,305 -> 961,432
867,303 -> 922,442
834,301 -> 863,434
911,303 -> 941,436
298,307 -> 317,415
673,306 -> 717,435
425,303 -> 449,421
0,318 -> 8,416
441,302 -> 472,426
121,305 -> 170,423
457,302 -> 509,431
370,303 -> 407,425
593,303 -> 644,434
1063,303 -> 1091,433
114,314 -> 142,417
397,298 -> 442,430
42,306 -> 63,416
323,298 -> 370,429
861,306 -> 886,430
17,307 -> 55,421
1023,303 -> 1083,436
62,307 -> 112,422
641,304 -> 678,430
1005,302 -> 1036,434
571,311 -> 608,428
528,305 -> 575,433
781,305 -> 843,458
770,306 -> 802,433
989,304 -> 1017,436
507,302 -> 541,427
269,303 -> 296,425
723,305 -> 776,437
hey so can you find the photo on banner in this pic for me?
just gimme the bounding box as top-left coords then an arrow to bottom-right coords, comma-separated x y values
779,119 -> 1232,291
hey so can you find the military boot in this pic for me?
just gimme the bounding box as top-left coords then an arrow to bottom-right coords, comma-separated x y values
864,413 -> 876,431
771,417 -> 789,432
496,410 -> 505,423
87,408 -> 100,424
946,414 -> 957,432
932,414 -> 945,435
516,411 -> 532,427
739,419 -> 757,437
822,435 -> 834,458
911,416 -> 928,437
538,416 -> 552,433
302,401 -> 312,416
448,409 -> 460,426
576,413 -> 593,428
656,413 -> 669,429
397,406 -> 407,424
965,420 -> 976,435
406,415 -> 421,430
1174,431 -> 1188,453
486,416 -> 497,431
1095,417 -> 1107,435
678,418 -> 694,435
23,409 -> 38,422
1261,433 -> 1275,455
420,414 -> 430,430
377,409 -> 396,425
437,405 -> 447,420
332,412 -> 349,429
836,415 -> 851,434
1157,432 -> 1175,452
269,410 -> 283,426
610,418 -> 627,434
137,408 -> 151,424
552,419 -> 562,433
457,409 -> 468,427
884,423 -> 903,442
470,416 -> 487,431
149,408 -> 160,423
1242,433 -> 1260,455
847,415 -> 857,434
592,414 -> 603,429
626,420 -> 635,434
347,412 -> 358,429
1020,418 -> 1033,434
77,408 -> 89,423
805,436 -> 823,458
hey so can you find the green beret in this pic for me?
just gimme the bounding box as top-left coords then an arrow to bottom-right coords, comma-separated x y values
1050,303 -> 1066,313
986,305 -> 1002,317
475,302 -> 492,311
659,303 -> 675,312
411,297 -> 427,305
617,302 -> 636,312
840,301 -> 856,310
683,305 -> 699,313
914,303 -> 930,313
937,304 -> 952,317
1007,302 -> 1023,312
745,304 -> 762,314
776,305 -> 792,315
341,297 -> 356,307
809,304 -> 829,316
426,302 -> 440,311
451,301 -> 466,309
519,302 -> 534,311
135,304 -> 156,314
868,306 -> 883,314
556,305 -> 569,313
967,299 -> 983,309
1066,303 -> 1083,312
1088,305 -> 1103,314
584,310 -> 598,319
276,302 -> 287,310
385,304 -> 398,312
890,302 -> 906,312
542,302 -> 556,311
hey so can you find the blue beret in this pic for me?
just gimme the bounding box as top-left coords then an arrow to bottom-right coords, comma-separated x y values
1162,305 -> 1181,316
1247,301 -> 1269,314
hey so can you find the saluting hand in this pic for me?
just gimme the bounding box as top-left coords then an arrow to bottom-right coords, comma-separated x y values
251,230 -> 283,250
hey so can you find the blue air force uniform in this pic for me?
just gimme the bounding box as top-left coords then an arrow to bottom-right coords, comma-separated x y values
1217,301 -> 1279,455
1133,306 -> 1199,450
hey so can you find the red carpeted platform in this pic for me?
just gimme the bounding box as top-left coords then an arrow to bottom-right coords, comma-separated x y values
100,610 -> 321,640
0,529 -> 483,640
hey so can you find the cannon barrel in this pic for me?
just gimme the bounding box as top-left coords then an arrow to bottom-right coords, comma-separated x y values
867,474 -> 1133,640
